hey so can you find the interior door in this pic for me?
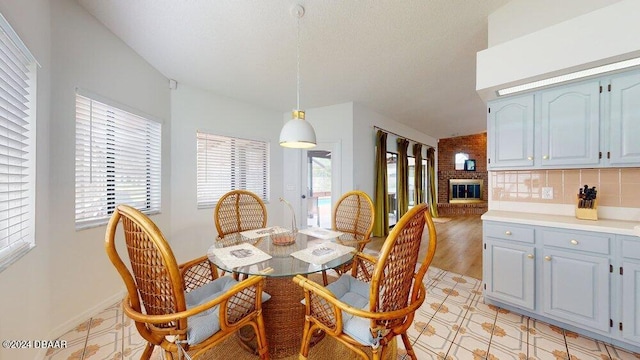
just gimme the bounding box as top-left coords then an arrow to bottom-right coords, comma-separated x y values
300,142 -> 341,229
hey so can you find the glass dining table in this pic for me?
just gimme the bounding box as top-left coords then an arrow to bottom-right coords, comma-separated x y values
207,228 -> 357,359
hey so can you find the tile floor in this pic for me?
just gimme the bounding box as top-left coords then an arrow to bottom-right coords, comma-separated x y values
44,267 -> 640,360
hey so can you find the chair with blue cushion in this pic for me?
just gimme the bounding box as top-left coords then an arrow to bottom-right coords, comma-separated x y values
293,203 -> 437,360
321,190 -> 375,285
105,205 -> 270,360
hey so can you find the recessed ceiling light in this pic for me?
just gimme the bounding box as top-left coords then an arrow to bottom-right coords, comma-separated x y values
497,57 -> 640,96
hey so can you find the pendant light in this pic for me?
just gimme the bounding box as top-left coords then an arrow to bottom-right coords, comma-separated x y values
279,4 -> 317,149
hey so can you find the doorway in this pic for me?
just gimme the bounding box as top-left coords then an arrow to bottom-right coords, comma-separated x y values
301,142 -> 341,229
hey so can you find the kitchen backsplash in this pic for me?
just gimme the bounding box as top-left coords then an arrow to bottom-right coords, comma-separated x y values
490,168 -> 640,208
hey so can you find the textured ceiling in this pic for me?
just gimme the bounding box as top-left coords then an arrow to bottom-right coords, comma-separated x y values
77,0 -> 510,139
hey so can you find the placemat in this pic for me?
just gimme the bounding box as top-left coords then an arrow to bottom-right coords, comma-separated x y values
290,242 -> 354,265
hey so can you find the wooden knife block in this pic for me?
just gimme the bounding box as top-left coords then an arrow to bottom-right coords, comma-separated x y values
576,197 -> 598,221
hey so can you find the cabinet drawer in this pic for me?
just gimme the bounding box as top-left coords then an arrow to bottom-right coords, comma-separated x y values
622,238 -> 640,260
541,230 -> 610,254
485,223 -> 534,243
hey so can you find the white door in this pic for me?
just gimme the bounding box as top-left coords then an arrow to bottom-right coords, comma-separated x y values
300,142 -> 341,229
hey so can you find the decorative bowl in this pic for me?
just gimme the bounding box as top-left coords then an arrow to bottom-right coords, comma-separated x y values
272,231 -> 297,246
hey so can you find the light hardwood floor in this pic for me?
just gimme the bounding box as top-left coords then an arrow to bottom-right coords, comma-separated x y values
368,214 -> 483,279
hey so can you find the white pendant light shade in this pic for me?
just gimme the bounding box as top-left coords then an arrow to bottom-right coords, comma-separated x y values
279,5 -> 317,149
279,110 -> 316,148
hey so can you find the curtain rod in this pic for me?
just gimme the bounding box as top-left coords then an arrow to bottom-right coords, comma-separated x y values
373,126 -> 434,149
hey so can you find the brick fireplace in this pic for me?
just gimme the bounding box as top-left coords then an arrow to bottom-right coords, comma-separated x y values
437,133 -> 488,216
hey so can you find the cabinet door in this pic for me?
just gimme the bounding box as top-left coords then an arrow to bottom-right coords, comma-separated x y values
609,72 -> 640,165
484,240 -> 535,309
487,95 -> 535,169
542,248 -> 609,332
539,81 -> 601,167
622,261 -> 640,344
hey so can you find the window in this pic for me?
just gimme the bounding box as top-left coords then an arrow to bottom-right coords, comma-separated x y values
197,131 -> 269,208
455,152 -> 469,170
0,14 -> 37,271
75,92 -> 161,229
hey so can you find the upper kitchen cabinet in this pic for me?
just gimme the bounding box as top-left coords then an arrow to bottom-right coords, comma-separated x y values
487,95 -> 534,169
487,70 -> 640,170
608,71 -> 640,166
538,81 -> 601,168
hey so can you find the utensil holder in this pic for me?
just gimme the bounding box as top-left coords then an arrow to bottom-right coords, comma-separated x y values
576,197 -> 598,221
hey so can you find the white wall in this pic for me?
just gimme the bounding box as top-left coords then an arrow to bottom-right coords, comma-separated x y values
0,1 -> 51,359
488,0 -> 623,46
477,0 -> 640,101
170,84 -> 284,262
47,0 -> 171,339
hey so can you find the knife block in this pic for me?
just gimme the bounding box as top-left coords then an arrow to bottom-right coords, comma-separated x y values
576,197 -> 598,220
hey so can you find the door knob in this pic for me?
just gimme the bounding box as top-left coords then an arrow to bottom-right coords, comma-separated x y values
505,231 -> 512,236
527,254 -> 534,259
543,155 -> 549,160
301,194 -> 306,199
544,256 -> 552,261
527,156 -> 533,160
570,239 -> 578,245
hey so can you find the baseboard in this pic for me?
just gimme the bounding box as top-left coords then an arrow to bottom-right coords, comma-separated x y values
46,289 -> 125,342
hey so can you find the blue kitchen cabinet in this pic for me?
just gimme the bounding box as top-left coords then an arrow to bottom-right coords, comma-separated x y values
487,95 -> 535,169
621,235 -> 640,345
608,71 -> 640,166
538,81 -> 601,168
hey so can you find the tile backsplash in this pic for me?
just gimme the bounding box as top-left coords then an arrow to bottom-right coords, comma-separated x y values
490,168 -> 640,208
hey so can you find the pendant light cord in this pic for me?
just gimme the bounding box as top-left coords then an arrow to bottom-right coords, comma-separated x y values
296,15 -> 301,110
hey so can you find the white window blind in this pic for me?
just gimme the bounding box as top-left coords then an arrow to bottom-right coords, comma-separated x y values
197,131 -> 269,208
75,94 -> 161,229
0,13 -> 37,272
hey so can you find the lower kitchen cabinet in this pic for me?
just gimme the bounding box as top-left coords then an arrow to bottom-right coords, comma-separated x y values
485,240 -> 535,310
621,235 -> 640,344
541,248 -> 610,332
483,219 -> 640,353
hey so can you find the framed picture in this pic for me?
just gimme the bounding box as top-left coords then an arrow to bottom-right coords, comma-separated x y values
464,159 -> 476,171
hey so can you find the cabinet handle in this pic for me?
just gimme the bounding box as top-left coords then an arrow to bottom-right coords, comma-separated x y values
527,254 -> 534,259
527,156 -> 533,160
544,256 -> 552,261
542,155 -> 549,160
570,239 -> 579,245
505,231 -> 512,235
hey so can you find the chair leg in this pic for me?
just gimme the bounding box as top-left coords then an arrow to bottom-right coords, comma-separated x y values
322,270 -> 329,286
299,320 -> 316,359
371,346 -> 381,360
163,349 -> 175,360
140,342 -> 154,360
400,333 -> 417,360
254,315 -> 270,360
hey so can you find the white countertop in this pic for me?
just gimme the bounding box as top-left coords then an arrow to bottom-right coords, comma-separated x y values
482,210 -> 640,237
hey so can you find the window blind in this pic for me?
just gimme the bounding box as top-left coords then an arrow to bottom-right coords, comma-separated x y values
75,94 -> 161,229
196,131 -> 269,208
0,14 -> 36,271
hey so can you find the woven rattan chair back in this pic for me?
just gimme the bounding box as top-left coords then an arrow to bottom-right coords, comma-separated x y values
370,203 -> 435,332
214,190 -> 267,239
105,205 -> 185,330
332,190 -> 375,251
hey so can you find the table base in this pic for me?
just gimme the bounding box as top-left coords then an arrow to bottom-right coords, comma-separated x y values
238,276 -> 324,359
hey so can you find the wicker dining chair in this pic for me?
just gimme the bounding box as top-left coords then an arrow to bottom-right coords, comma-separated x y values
214,190 -> 267,239
321,190 -> 375,285
293,203 -> 437,360
105,205 -> 269,360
